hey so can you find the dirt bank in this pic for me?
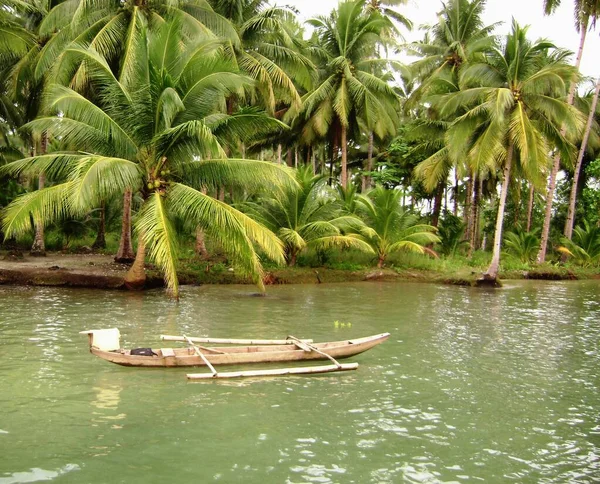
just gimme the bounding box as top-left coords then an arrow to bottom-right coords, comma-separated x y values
0,253 -> 129,289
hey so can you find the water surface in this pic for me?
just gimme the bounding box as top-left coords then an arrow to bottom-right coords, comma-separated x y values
1,281 -> 599,483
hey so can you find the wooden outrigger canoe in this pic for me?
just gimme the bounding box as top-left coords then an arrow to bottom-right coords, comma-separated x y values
80,329 -> 390,378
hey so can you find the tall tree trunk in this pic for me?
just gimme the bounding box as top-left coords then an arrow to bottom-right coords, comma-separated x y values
329,139 -> 337,186
565,76 -> 600,240
195,226 -> 209,259
31,135 -> 47,256
453,169 -> 459,217
115,188 -> 135,262
538,25 -> 587,263
482,143 -> 514,282
30,173 -> 46,256
468,174 -> 480,258
92,201 -> 106,250
124,234 -> 146,290
286,148 -> 293,167
340,124 -> 348,188
294,147 -> 298,168
362,131 -> 374,192
311,148 -> 316,175
464,173 -> 474,243
526,183 -> 535,233
431,181 -> 444,228
277,144 -> 282,164
218,187 -> 225,201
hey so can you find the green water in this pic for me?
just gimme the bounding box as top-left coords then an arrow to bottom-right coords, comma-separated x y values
1,281 -> 599,483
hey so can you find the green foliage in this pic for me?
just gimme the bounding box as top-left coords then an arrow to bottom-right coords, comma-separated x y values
356,186 -> 440,266
437,211 -> 467,256
241,165 -> 373,265
1,19 -> 292,297
503,228 -> 540,263
558,220 -> 600,266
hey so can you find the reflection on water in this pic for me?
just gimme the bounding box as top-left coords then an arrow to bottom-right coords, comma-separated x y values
0,281 -> 599,482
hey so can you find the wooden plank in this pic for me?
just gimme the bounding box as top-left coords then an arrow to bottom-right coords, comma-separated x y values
187,363 -> 359,380
160,335 -> 313,345
161,348 -> 175,357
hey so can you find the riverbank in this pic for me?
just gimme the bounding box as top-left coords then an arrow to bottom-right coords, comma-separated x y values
0,252 -> 596,290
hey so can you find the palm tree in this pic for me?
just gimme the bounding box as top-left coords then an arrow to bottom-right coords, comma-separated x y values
440,21 -> 583,282
564,77 -> 600,240
538,0 -> 600,262
405,0 -> 498,105
407,0 -> 497,234
2,20 -> 293,298
356,187 -> 439,267
43,0 -> 241,261
240,165 -> 373,266
295,0 -> 399,188
209,0 -> 315,114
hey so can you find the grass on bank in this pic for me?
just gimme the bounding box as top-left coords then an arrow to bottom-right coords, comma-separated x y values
2,230 -> 599,286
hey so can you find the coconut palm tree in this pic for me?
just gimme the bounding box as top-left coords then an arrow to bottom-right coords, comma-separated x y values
407,0 -> 497,236
294,0 -> 399,188
441,21 -> 583,282
209,0 -> 315,114
538,0 -> 600,262
240,165 -> 373,265
356,187 -> 439,267
564,77 -> 600,240
405,0 -> 498,105
1,20 -> 293,298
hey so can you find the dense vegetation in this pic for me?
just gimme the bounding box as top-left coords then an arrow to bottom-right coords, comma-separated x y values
1,0 -> 600,296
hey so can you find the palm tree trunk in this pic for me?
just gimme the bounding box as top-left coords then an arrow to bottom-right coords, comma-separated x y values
483,143 -> 514,282
468,174 -> 480,258
464,173 -> 474,243
31,136 -> 47,256
431,181 -> 444,228
277,144 -> 282,164
115,188 -> 135,262
565,76 -> 600,240
124,234 -> 146,290
362,131 -> 374,192
195,226 -> 209,259
311,148 -> 316,175
526,183 -> 535,233
341,124 -> 348,188
92,201 -> 106,249
30,173 -> 46,256
453,169 -> 459,217
538,25 -> 587,263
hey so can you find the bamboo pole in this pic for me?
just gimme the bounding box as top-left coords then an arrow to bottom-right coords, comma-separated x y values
161,335 -> 312,345
184,335 -> 217,376
187,363 -> 358,380
286,335 -> 341,368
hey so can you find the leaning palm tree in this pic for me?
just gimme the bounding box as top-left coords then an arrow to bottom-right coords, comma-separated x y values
240,166 -> 373,265
538,0 -> 600,262
356,187 -> 439,267
1,20 -> 293,298
441,21 -> 583,282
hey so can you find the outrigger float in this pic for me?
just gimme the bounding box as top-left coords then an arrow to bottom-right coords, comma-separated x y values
80,329 -> 390,379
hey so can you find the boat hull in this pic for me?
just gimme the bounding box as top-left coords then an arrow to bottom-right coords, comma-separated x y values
89,333 -> 390,368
